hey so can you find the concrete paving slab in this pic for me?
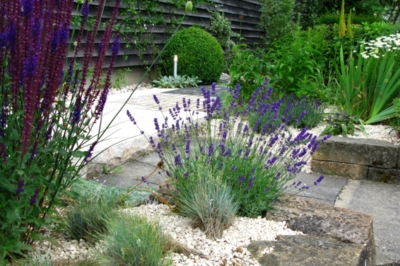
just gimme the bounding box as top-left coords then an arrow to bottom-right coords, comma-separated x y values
94,161 -> 168,190
136,152 -> 162,166
335,180 -> 400,265
286,172 -> 349,205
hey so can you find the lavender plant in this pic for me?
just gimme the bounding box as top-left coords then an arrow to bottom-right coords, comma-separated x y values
248,93 -> 325,131
0,0 -> 121,260
128,80 -> 329,219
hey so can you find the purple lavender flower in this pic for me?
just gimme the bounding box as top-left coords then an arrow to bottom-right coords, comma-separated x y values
126,110 -> 136,125
314,175 -> 324,186
247,177 -> 255,190
154,118 -> 160,131
153,95 -> 160,105
264,187 -> 270,193
268,134 -> 279,147
238,175 -> 245,184
174,154 -> 182,166
208,144 -> 214,157
219,143 -> 225,154
224,148 -> 232,157
185,140 -> 190,155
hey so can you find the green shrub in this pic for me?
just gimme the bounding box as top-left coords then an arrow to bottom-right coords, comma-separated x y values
263,27 -> 328,100
98,213 -> 171,266
259,0 -> 296,45
160,26 -> 224,85
208,11 -> 237,51
317,13 -> 382,25
172,166 -> 238,239
228,44 -> 268,101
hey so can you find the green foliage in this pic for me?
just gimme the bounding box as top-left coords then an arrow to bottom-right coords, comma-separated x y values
160,26 -> 224,85
259,0 -> 296,45
263,28 -> 328,100
320,112 -> 362,136
172,167 -> 237,239
338,40 -> 400,124
207,11 -> 237,51
228,44 -> 267,101
152,75 -> 202,88
317,13 -> 382,25
97,213 -> 171,266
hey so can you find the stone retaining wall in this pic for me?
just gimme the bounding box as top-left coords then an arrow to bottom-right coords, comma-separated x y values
311,136 -> 400,184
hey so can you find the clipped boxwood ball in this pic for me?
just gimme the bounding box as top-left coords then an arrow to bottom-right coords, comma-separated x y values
160,26 -> 224,85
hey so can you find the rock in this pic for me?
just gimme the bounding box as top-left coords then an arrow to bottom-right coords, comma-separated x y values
312,136 -> 398,168
367,168 -> 400,184
311,160 -> 368,180
248,235 -> 366,266
262,194 -> 375,266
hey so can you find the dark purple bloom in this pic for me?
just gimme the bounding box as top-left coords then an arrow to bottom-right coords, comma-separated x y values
153,95 -> 160,105
154,118 -> 160,131
29,186 -> 40,205
15,178 -> 25,199
219,143 -> 225,154
267,156 -> 278,165
264,187 -> 270,193
174,154 -> 182,166
247,177 -> 255,190
314,175 -> 324,186
224,148 -> 232,157
238,175 -> 245,184
72,97 -> 82,124
149,136 -> 156,148
84,141 -> 98,162
111,34 -> 120,56
268,134 -> 279,147
208,144 -> 214,157
184,171 -> 189,177
22,0 -> 33,17
185,140 -> 190,155
81,1 -> 90,19
94,87 -> 108,117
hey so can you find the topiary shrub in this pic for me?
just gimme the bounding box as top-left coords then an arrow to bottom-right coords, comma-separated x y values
160,26 -> 224,85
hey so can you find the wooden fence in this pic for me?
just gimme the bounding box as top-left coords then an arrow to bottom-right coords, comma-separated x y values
71,0 -> 264,68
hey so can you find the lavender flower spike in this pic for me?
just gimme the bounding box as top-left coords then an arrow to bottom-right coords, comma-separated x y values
314,175 -> 324,186
153,95 -> 160,105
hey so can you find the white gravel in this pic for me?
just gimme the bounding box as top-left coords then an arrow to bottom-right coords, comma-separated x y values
27,204 -> 302,266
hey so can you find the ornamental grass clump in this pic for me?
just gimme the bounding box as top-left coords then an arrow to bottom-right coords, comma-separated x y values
0,0 -> 121,260
97,213 -> 172,266
338,33 -> 400,124
128,80 -> 329,220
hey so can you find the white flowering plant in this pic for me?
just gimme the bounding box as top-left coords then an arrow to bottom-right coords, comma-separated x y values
338,32 -> 400,124
360,33 -> 400,59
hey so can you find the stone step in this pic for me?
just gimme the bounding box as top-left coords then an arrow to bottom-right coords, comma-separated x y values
311,136 -> 400,184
